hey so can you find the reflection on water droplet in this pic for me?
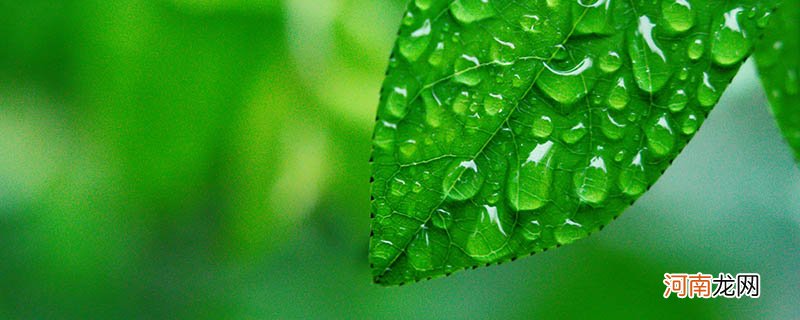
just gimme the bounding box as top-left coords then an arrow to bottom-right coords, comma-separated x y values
520,220 -> 542,241
687,37 -> 704,60
385,87 -> 409,119
599,51 -> 622,73
697,72 -> 720,108
680,113 -> 700,135
562,122 -> 587,144
484,93 -> 504,115
601,112 -> 626,140
407,227 -> 434,271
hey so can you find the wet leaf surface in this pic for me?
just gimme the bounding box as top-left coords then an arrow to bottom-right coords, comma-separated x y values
370,0 -> 777,286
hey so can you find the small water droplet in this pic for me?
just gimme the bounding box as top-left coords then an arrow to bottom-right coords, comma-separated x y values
450,0 -> 496,24
645,114 -> 675,156
538,57 -> 595,104
680,112 -> 700,135
507,141 -> 555,211
608,77 -> 629,110
432,208 -> 453,229
574,155 -> 609,204
385,86 -> 409,119
428,42 -> 445,67
662,0 -> 695,33
697,72 -> 720,108
454,54 -> 484,86
484,93 -> 504,115
442,159 -> 485,201
599,51 -> 622,73
532,115 -> 554,138
618,151 -> 647,196
601,112 -> 626,140
554,219 -> 587,245
687,37 -> 704,60
399,19 -> 432,62
668,89 -> 688,112
519,14 -> 541,33
520,220 -> 542,241
562,122 -> 587,144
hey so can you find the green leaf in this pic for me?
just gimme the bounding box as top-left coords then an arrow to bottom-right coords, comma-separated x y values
755,0 -> 800,160
369,0 -> 776,286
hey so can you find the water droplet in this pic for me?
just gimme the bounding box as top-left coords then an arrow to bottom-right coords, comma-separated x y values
431,208 -> 453,229
697,72 -> 720,109
442,159 -> 485,201
562,122 -> 587,144
614,150 -> 625,162
402,11 -> 415,26
373,121 -> 397,150
519,14 -> 541,33
687,38 -> 704,60
450,0 -> 496,24
428,42 -> 445,67
711,8 -> 750,66
407,227 -> 434,271
608,77 -> 629,110
399,19 -> 432,62
385,86 -> 409,119
415,0 -> 433,10
618,151 -> 647,196
554,219 -> 587,245
537,57 -> 595,104
680,113 -> 700,135
399,140 -> 418,161
452,90 -> 471,115
668,89 -> 688,112
662,0 -> 695,33
573,0 -> 613,36
629,16 -> 672,93
423,90 -> 444,127
601,112 -> 626,140
484,93 -> 504,115
520,220 -> 542,241
532,115 -> 554,138
507,141 -> 555,211
463,204 -> 512,262
454,54 -> 484,86
645,114 -> 675,156
599,51 -> 622,73
573,155 -> 609,205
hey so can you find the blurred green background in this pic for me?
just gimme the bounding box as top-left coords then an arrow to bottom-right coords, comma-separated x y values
1,0 -> 798,318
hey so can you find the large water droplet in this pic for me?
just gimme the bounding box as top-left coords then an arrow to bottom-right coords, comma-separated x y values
573,155 -> 609,205
711,8 -> 750,66
629,16 -> 672,93
662,0 -> 695,33
442,159 -> 485,201
537,57 -> 594,104
399,19 -> 433,62
507,141 -> 555,211
618,151 -> 647,196
450,0 -> 496,24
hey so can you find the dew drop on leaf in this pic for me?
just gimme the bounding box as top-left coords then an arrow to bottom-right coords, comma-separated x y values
442,159 -> 485,201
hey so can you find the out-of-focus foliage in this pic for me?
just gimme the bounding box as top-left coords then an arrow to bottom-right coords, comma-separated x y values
755,0 -> 800,160
0,0 -> 797,319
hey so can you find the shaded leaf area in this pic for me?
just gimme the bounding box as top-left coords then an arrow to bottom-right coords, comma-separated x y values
755,0 -> 799,161
370,0 -> 775,286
